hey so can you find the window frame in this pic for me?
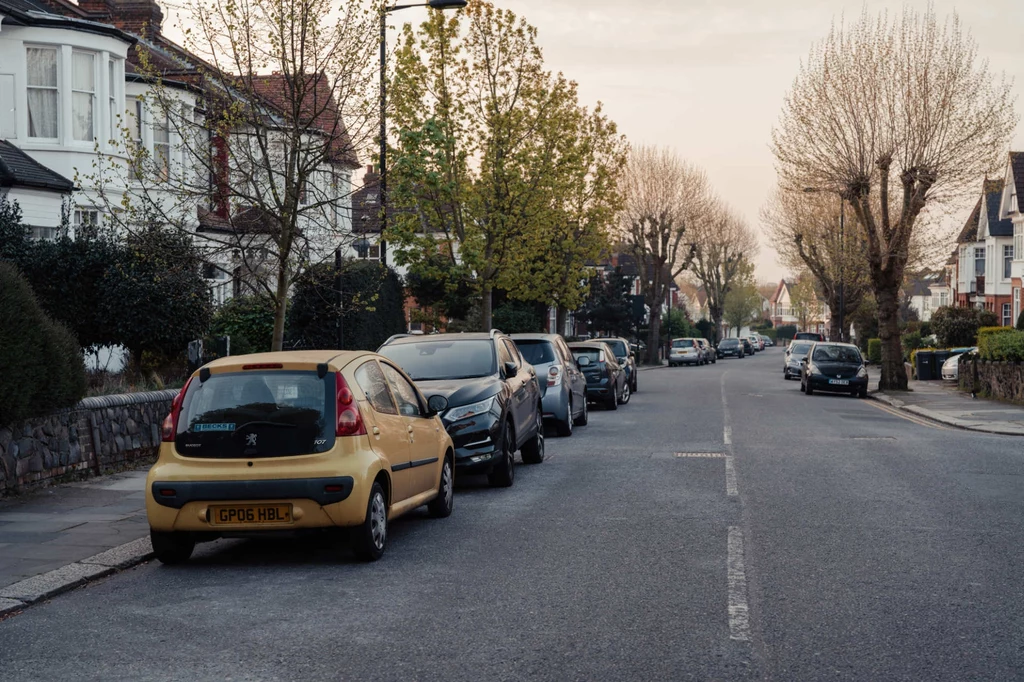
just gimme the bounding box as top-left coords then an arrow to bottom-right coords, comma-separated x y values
353,361 -> 399,416
380,362 -> 426,418
975,247 -> 986,278
26,45 -> 60,140
1003,302 -> 1013,327
70,50 -> 96,143
1005,244 -> 1014,280
153,106 -> 171,181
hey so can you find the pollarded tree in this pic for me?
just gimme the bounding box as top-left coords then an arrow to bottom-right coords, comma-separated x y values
687,205 -> 759,344
619,146 -> 714,363
772,6 -> 1016,389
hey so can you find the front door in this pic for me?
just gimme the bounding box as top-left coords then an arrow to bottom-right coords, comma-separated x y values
499,339 -> 530,444
381,362 -> 442,496
353,361 -> 415,504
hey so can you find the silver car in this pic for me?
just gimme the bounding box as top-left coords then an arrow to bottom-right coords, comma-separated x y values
669,338 -> 703,366
783,340 -> 814,380
512,334 -> 588,437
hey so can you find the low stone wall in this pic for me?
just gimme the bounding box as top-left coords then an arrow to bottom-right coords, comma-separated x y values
0,389 -> 177,495
958,357 -> 1024,403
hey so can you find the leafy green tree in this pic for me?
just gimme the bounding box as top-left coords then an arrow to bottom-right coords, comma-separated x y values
209,296 -> 276,356
662,308 -> 698,341
931,305 -> 997,348
577,267 -> 634,339
723,277 -> 763,336
492,301 -> 545,334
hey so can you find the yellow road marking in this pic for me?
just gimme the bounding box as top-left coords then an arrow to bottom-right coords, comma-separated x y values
866,400 -> 953,431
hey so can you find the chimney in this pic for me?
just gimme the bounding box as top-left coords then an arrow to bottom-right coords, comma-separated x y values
79,0 -> 164,38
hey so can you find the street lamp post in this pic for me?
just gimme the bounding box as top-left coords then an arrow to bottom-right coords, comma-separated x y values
378,0 -> 467,267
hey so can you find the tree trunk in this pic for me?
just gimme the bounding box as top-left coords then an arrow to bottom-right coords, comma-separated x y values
646,313 -> 661,365
555,305 -> 568,337
875,284 -> 907,390
481,283 -> 493,331
828,300 -> 842,342
271,267 -> 289,352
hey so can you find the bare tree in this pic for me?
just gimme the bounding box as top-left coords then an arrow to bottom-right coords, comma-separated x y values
687,204 -> 759,343
772,6 -> 1016,389
619,145 -> 713,364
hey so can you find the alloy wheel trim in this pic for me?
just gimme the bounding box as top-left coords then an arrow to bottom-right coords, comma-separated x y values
442,460 -> 453,509
370,492 -> 387,550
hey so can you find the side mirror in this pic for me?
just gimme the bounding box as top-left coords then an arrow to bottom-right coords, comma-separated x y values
503,361 -> 519,378
576,355 -> 592,368
426,395 -> 448,416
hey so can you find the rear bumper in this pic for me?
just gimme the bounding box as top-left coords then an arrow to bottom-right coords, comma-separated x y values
541,387 -> 570,422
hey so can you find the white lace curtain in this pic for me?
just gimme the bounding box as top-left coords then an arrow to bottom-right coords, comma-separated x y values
27,48 -> 58,139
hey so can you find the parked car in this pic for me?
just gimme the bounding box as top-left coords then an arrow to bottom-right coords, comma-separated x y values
569,341 -> 629,409
696,338 -> 717,364
669,338 -> 703,367
763,336 -> 775,347
941,347 -> 977,381
717,337 -> 744,359
512,333 -> 588,437
783,340 -> 814,380
378,330 -> 544,488
597,337 -> 639,393
746,336 -> 760,353
146,350 -> 455,564
794,331 -> 826,342
800,342 -> 869,398
740,337 -> 755,355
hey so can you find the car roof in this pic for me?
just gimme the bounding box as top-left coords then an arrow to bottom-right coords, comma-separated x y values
201,350 -> 373,373
568,341 -> 606,349
386,332 -> 493,345
810,342 -> 859,349
510,334 -> 559,341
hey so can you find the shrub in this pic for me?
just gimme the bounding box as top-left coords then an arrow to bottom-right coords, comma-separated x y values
979,328 -> 1024,362
901,330 -> 923,359
494,301 -> 545,334
1017,310 -> 1024,331
867,338 -> 882,364
0,263 -> 86,423
288,260 -> 406,350
976,326 -> 1013,348
931,306 -> 993,347
776,324 -> 798,341
209,296 -> 276,356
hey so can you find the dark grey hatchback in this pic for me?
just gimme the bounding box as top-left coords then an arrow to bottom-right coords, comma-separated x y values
800,342 -> 869,398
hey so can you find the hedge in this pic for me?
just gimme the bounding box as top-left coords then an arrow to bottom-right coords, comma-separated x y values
0,263 -> 86,423
867,338 -> 882,364
979,328 -> 1024,362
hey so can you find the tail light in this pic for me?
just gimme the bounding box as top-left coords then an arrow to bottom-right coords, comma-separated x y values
161,378 -> 193,442
336,372 -> 366,436
547,365 -> 563,387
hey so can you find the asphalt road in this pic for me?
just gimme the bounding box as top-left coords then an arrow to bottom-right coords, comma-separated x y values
3,350 -> 1024,681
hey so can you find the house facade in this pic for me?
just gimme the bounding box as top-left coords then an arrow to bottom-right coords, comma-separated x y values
768,277 -> 829,335
1003,153 -> 1024,325
954,177 -> 1015,325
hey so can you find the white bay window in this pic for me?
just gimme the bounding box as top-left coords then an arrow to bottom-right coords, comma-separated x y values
71,51 -> 95,142
27,47 -> 59,139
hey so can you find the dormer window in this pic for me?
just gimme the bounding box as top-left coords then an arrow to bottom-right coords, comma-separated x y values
27,47 -> 59,139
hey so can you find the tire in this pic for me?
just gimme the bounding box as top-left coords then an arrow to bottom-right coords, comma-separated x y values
352,481 -> 388,561
521,410 -> 545,464
150,531 -> 195,565
573,396 -> 589,426
605,391 -> 618,410
556,396 -> 573,437
427,455 -> 454,518
806,381 -> 814,396
631,374 -> 638,393
858,386 -> 868,399
488,421 -> 516,487
618,381 -> 631,405
800,379 -> 806,392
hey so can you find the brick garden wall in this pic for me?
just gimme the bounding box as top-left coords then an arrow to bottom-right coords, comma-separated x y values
0,390 -> 177,495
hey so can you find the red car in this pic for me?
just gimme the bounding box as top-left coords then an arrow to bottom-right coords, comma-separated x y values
793,332 -> 826,342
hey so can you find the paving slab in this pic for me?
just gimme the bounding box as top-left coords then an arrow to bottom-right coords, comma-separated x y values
0,563 -> 115,604
874,380 -> 1024,435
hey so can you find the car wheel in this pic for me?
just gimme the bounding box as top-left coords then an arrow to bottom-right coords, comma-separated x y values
618,381 -> 631,405
858,386 -> 868,399
800,378 -> 806,392
573,396 -> 589,426
605,390 -> 619,410
631,374 -> 638,393
352,481 -> 387,561
556,396 -> 573,437
427,455 -> 454,518
806,381 -> 814,396
150,531 -> 195,565
488,421 -> 516,487
521,410 -> 545,464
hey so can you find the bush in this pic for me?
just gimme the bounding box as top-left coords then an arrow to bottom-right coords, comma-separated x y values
979,328 -> 1024,362
209,296 -> 276,356
0,263 -> 86,423
867,338 -> 882,364
288,260 -> 406,351
493,301 -> 546,334
976,326 -> 1013,348
776,324 -> 798,341
901,330 -> 923,359
931,306 -> 996,348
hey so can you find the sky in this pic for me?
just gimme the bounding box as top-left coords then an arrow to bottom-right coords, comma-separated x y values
163,0 -> 1024,284
378,0 -> 1024,284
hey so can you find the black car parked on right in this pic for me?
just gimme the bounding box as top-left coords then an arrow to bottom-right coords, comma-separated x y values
717,338 -> 745,359
568,341 -> 630,410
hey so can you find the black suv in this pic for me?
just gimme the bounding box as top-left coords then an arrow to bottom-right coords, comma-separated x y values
377,331 -> 544,487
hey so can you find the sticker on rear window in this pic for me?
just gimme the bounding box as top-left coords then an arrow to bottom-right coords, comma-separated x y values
192,423 -> 235,433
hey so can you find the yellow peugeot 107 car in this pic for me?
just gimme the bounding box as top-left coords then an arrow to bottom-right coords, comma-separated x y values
146,351 -> 455,564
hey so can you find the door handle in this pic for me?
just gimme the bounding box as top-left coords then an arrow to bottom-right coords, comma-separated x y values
407,425 -> 414,433
372,426 -> 381,436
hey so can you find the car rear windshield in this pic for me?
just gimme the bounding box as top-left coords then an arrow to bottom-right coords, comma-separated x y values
379,340 -> 495,380
515,340 -> 557,365
602,339 -> 628,358
672,339 -> 695,348
790,342 -> 812,355
720,338 -> 739,347
812,345 -> 862,363
175,370 -> 335,459
572,348 -> 604,363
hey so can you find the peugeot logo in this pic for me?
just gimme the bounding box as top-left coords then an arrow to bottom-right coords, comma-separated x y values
246,433 -> 258,446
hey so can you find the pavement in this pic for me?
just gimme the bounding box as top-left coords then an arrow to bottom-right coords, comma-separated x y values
873,378 -> 1024,435
0,470 -> 152,616
3,351 -> 1024,680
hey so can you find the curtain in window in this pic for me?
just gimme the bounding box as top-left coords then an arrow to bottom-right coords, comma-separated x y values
27,48 -> 58,138
72,52 -> 95,141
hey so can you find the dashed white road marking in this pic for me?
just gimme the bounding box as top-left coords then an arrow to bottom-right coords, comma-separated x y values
727,526 -> 751,641
725,456 -> 738,497
723,425 -> 732,445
